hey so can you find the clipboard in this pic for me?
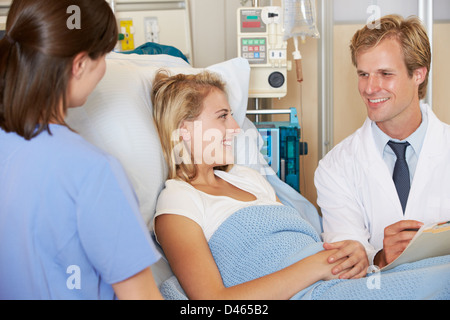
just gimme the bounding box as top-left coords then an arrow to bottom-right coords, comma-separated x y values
382,221 -> 450,271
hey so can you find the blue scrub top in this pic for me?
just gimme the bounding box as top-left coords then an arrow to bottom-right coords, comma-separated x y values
0,125 -> 160,299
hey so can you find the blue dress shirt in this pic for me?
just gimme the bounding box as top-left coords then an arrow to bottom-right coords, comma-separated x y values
371,110 -> 428,184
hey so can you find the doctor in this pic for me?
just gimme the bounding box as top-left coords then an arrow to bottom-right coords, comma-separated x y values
315,15 -> 450,268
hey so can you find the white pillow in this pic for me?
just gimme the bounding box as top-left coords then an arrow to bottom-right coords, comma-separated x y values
66,53 -> 250,230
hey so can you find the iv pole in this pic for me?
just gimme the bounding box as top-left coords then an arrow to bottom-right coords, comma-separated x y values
253,0 -> 260,123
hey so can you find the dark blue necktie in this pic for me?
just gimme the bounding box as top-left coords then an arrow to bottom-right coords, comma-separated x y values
387,141 -> 410,213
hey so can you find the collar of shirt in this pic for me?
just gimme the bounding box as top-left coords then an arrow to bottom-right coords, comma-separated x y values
370,105 -> 428,180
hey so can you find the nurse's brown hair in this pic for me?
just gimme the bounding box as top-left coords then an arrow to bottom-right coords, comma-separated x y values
0,0 -> 117,139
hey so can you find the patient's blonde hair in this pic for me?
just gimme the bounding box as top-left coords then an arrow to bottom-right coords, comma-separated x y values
151,70 -> 228,182
350,14 -> 431,100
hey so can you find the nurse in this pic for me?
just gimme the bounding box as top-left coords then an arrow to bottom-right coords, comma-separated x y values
0,0 -> 162,299
315,15 -> 450,268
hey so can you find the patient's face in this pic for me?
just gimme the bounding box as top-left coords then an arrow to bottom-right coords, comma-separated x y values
182,88 -> 240,167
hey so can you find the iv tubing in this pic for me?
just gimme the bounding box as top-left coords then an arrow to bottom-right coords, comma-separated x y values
293,37 -> 303,82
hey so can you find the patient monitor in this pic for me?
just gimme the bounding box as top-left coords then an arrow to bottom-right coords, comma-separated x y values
237,6 -> 287,98
237,5 -> 304,193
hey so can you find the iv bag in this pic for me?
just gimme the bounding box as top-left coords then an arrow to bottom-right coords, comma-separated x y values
283,0 -> 320,40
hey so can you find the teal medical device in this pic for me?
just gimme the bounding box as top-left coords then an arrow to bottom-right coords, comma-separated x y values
248,108 -> 307,193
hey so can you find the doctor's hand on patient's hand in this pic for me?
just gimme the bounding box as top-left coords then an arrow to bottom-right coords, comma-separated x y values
323,240 -> 369,279
374,220 -> 424,268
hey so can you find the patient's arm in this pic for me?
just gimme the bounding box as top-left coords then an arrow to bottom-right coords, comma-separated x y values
112,267 -> 163,300
156,214 -> 343,300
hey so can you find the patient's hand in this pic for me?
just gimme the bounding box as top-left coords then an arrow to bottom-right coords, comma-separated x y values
323,240 -> 369,279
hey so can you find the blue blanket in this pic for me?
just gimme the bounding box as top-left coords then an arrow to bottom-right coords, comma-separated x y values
160,205 -> 450,300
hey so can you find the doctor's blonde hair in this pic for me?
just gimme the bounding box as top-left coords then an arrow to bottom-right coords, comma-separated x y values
151,70 -> 229,182
350,14 -> 431,100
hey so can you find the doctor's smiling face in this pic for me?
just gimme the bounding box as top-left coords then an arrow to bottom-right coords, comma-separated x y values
356,36 -> 427,139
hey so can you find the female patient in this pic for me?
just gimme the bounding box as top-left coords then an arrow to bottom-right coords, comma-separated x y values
151,70 -> 369,300
0,0 -> 161,299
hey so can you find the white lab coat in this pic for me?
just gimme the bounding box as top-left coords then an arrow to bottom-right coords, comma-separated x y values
315,104 -> 450,263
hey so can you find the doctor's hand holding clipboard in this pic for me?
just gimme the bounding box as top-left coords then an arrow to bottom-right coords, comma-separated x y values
374,220 -> 424,268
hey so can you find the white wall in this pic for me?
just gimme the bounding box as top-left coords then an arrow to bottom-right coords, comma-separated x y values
334,0 -> 418,23
1,0 -> 247,67
334,0 -> 450,23
188,0 -> 243,67
188,0 -> 277,67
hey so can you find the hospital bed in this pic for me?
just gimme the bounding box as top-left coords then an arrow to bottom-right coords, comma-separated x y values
65,50 -> 322,288
65,50 -> 450,300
